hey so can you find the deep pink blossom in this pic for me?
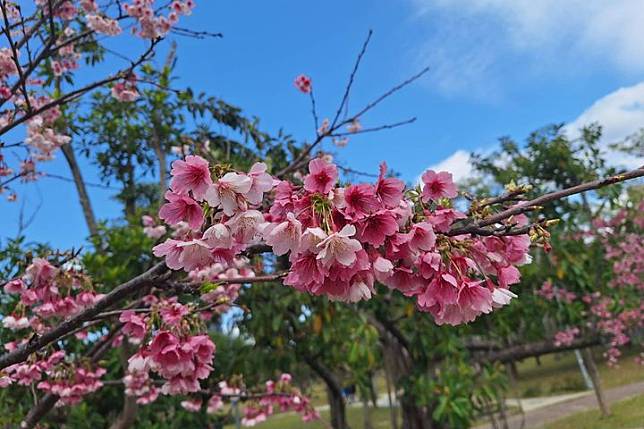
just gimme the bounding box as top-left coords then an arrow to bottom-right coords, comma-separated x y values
159,191 -> 204,229
358,211 -> 398,246
170,155 -> 213,201
344,184 -> 380,219
294,74 -> 312,93
421,170 -> 458,201
375,162 -> 405,208
304,158 -> 338,194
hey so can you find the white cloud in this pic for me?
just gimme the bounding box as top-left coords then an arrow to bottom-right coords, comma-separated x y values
566,82 -> 644,168
411,0 -> 644,96
424,83 -> 644,182
426,150 -> 473,183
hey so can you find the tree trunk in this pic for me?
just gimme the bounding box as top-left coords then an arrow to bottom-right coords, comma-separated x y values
362,394 -> 373,429
61,143 -> 99,237
124,156 -> 136,217
109,344 -> 139,429
150,127 -> 167,205
368,314 -> 432,429
383,356 -> 399,429
580,348 -> 610,417
399,394 -> 430,429
304,356 -> 349,429
368,373 -> 378,408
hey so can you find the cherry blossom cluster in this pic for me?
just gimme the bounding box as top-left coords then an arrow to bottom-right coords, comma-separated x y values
111,73 -> 140,102
126,329 -> 215,396
124,0 -> 196,39
594,201 -> 644,291
553,327 -> 580,347
2,258 -> 103,324
179,374 -> 319,426
536,203 -> 643,366
0,0 -> 196,199
152,154 -> 532,326
36,364 -> 106,406
0,258 -> 108,401
536,280 -> 576,303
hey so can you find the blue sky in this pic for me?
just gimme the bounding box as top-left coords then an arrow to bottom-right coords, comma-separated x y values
2,0 -> 643,249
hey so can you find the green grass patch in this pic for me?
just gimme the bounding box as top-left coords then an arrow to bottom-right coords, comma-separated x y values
511,348 -> 644,397
224,406 -> 396,429
544,394 -> 644,429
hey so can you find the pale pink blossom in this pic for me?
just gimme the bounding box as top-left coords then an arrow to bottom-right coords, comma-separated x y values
181,398 -> 202,412
263,212 -> 302,256
246,162 -> 273,205
316,224 -> 362,267
205,172 -> 252,216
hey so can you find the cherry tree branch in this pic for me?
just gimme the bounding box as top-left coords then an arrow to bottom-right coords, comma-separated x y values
0,39 -> 160,136
477,336 -> 601,364
21,324 -> 124,429
0,262 -> 168,371
330,29 -> 373,129
447,166 -> 644,236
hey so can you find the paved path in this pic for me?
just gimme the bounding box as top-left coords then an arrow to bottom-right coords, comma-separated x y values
474,381 -> 644,429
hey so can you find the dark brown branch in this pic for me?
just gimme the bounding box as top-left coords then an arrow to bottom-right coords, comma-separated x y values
329,117 -> 417,138
448,167 -> 644,236
0,39 -> 159,136
1,1 -> 32,112
351,66 -> 430,120
477,337 -> 601,363
330,29 -> 373,128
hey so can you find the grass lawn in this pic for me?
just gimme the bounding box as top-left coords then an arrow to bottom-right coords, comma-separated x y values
544,393 -> 644,429
511,347 -> 644,397
224,406 -> 396,429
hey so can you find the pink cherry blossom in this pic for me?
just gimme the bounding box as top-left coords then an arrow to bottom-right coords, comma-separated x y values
304,158 -> 338,194
343,184 -> 380,219
119,310 -> 147,342
421,170 -> 458,201
294,74 -> 312,93
375,162 -> 405,208
177,239 -> 213,271
205,172 -> 252,216
263,212 -> 302,256
170,155 -> 213,201
3,279 -> 24,294
181,398 -> 202,412
358,211 -> 398,247
159,191 -> 204,230
207,395 -> 224,413
246,162 -> 274,205
316,224 -> 362,267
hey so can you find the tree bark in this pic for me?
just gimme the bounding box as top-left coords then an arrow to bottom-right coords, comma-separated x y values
61,142 -> 99,237
383,355 -> 399,429
109,344 -> 139,429
477,337 -> 601,364
367,314 -> 432,429
580,348 -> 610,417
304,356 -> 349,429
362,394 -> 373,429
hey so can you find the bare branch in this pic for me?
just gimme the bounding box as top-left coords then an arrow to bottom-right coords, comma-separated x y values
448,166 -> 644,236
330,29 -> 373,128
